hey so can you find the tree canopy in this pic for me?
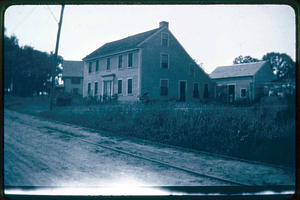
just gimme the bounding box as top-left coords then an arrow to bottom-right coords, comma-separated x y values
262,52 -> 295,80
233,55 -> 260,64
4,33 -> 63,96
233,53 -> 295,80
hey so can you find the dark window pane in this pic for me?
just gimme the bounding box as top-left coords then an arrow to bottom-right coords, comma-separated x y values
128,79 -> 132,94
94,82 -> 98,96
204,84 -> 209,99
160,80 -> 168,96
161,54 -> 168,68
107,58 -> 110,70
193,83 -> 199,98
89,62 -> 92,73
241,89 -> 247,97
118,80 -> 122,94
96,60 -> 99,72
128,53 -> 133,67
71,78 -> 80,84
118,55 -> 123,69
88,83 -> 91,95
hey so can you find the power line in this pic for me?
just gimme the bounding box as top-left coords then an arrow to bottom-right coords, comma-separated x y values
46,5 -> 58,24
10,6 -> 38,34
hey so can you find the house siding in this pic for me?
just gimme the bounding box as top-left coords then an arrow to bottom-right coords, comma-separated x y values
83,49 -> 140,101
63,77 -> 83,95
140,29 -> 214,101
254,62 -> 276,84
213,76 -> 253,100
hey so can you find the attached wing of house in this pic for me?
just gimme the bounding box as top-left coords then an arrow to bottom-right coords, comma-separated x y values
62,60 -> 84,95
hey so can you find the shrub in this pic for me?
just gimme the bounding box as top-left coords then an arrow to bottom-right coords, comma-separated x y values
56,92 -> 73,106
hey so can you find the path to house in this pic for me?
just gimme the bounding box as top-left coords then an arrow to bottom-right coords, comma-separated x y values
4,109 -> 294,193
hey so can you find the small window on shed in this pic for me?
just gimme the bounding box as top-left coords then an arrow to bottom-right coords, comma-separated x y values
241,88 -> 247,98
71,78 -> 80,84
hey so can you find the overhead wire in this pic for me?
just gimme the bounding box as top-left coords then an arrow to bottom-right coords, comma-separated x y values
46,5 -> 58,24
10,6 -> 38,34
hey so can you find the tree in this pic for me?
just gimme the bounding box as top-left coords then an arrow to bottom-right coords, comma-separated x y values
4,33 -> 63,96
233,55 -> 260,64
262,52 -> 295,80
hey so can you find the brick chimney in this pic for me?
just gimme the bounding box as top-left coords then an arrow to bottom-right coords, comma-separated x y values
159,21 -> 169,29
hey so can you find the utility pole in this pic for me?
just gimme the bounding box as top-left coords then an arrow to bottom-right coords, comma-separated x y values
50,4 -> 65,110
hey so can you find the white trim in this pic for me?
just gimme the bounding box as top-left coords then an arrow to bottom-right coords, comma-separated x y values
160,78 -> 169,96
118,55 -> 123,70
240,88 -> 247,98
117,78 -> 123,95
178,80 -> 187,102
227,83 -> 236,101
127,77 -> 133,95
138,49 -> 142,96
137,27 -> 167,47
161,32 -> 169,47
127,52 -> 134,68
83,48 -> 140,61
160,53 -> 169,69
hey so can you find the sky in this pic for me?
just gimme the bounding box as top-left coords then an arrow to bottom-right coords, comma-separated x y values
4,4 -> 295,73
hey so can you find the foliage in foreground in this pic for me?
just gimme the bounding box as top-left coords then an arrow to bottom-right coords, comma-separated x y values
37,96 -> 295,168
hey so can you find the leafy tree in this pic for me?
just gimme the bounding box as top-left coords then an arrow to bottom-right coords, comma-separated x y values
233,55 -> 260,64
4,33 -> 63,96
262,52 -> 295,80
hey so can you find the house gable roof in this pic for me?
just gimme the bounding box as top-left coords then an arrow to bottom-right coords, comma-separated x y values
83,27 -> 162,60
209,61 -> 267,79
62,60 -> 84,78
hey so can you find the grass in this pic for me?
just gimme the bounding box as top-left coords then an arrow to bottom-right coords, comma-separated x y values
4,94 -> 295,168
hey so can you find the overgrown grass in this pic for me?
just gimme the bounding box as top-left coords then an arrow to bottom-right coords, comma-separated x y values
4,94 -> 295,167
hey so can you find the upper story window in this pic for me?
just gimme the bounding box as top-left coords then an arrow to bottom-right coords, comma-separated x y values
71,78 -> 80,84
161,54 -> 169,69
128,53 -> 133,68
160,79 -> 169,96
118,55 -> 123,69
96,60 -> 99,72
107,58 -> 110,71
127,78 -> 133,95
89,62 -> 92,73
193,83 -> 199,98
189,64 -> 195,76
161,33 -> 169,47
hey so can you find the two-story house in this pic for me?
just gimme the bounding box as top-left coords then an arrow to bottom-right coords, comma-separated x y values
82,21 -> 214,102
62,60 -> 84,95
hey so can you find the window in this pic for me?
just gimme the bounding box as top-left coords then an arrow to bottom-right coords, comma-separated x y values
193,83 -> 199,98
127,78 -> 133,94
204,84 -> 209,99
94,82 -> 98,96
162,33 -> 169,47
160,79 -> 169,96
241,88 -> 247,98
71,78 -> 80,84
189,64 -> 195,76
96,60 -> 99,72
161,54 -> 169,68
89,62 -> 92,73
73,88 -> 78,94
128,53 -> 133,68
107,58 -> 110,71
118,79 -> 122,94
87,83 -> 91,96
118,55 -> 123,69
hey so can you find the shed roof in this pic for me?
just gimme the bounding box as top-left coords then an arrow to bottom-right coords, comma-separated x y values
83,27 -> 162,60
209,61 -> 267,79
62,60 -> 84,78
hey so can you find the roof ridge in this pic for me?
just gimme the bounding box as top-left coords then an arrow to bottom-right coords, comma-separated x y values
217,61 -> 266,68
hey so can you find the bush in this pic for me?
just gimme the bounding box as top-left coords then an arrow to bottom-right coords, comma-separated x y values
56,92 -> 73,106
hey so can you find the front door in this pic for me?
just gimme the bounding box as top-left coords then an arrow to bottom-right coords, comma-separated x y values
179,81 -> 186,102
103,81 -> 112,101
228,85 -> 235,103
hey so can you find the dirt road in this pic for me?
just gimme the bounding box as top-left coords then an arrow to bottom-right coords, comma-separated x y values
4,109 -> 294,189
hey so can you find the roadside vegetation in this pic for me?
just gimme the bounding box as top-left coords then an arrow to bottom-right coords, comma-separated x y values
4,94 -> 295,168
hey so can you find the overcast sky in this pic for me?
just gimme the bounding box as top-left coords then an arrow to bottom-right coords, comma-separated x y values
4,4 -> 295,73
